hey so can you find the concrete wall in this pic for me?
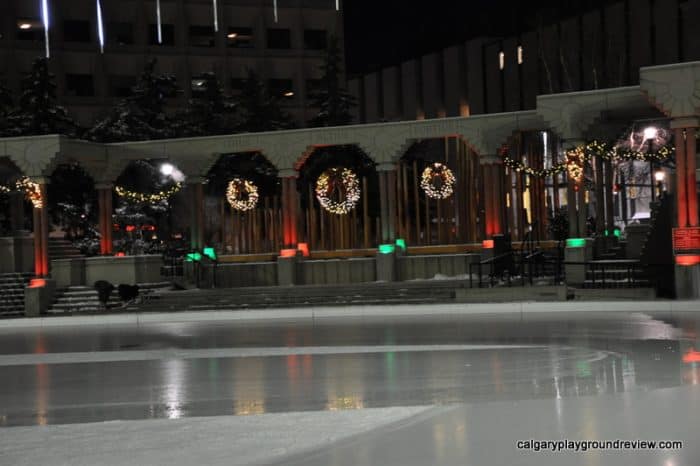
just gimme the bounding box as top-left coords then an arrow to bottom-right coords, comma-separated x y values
300,258 -> 375,285
84,255 -> 163,286
214,262 -> 277,288
398,254 -> 481,281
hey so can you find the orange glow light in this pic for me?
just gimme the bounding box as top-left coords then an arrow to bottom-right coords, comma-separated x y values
29,279 -> 46,288
279,249 -> 297,258
683,349 -> 700,364
297,243 -> 309,257
482,240 -> 495,249
676,255 -> 700,266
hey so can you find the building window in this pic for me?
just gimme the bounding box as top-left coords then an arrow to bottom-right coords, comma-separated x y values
16,19 -> 44,41
110,75 -> 134,97
498,51 -> 505,70
189,25 -> 215,47
65,74 -> 95,97
268,79 -> 294,99
230,77 -> 246,94
148,24 -> 175,46
267,29 -> 291,49
303,29 -> 327,50
227,28 -> 253,48
517,45 -> 523,65
63,20 -> 92,43
109,22 -> 134,45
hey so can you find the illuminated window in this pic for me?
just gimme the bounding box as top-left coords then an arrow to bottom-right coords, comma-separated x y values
227,27 -> 253,48
517,45 -> 523,65
16,19 -> 44,41
268,78 -> 294,99
498,51 -> 505,70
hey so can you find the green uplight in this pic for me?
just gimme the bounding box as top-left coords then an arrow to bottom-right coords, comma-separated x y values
185,252 -> 203,262
395,238 -> 406,251
378,244 -> 396,254
203,247 -> 217,260
613,228 -> 621,238
566,238 -> 586,248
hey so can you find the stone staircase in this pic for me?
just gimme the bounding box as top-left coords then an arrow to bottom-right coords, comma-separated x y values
48,238 -> 84,260
132,280 -> 464,313
0,273 -> 32,317
47,282 -> 173,315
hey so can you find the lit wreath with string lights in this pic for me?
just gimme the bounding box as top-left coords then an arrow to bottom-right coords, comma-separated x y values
115,182 -> 182,204
565,147 -> 586,183
0,177 -> 44,208
420,163 -> 456,199
315,167 -> 360,215
226,177 -> 259,211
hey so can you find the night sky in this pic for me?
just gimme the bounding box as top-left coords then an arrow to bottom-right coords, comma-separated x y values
343,0 -> 621,75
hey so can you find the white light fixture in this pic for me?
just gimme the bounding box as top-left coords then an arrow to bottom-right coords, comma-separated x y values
284,91 -> 294,97
643,126 -> 658,141
227,32 -> 237,39
96,0 -> 105,53
336,0 -> 340,10
160,163 -> 175,176
654,170 -> 665,182
212,0 -> 218,32
517,45 -> 523,65
273,0 -> 278,22
41,0 -> 50,58
19,23 -> 32,30
498,51 -> 505,70
156,0 -> 163,44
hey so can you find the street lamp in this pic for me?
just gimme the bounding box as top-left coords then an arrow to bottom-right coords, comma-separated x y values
160,163 -> 175,177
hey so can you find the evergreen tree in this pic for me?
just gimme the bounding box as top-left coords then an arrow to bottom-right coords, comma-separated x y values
308,35 -> 356,127
5,58 -> 79,137
176,73 -> 240,137
236,69 -> 294,132
86,59 -> 180,142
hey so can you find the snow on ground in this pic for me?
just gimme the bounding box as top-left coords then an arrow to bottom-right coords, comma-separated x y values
0,406 -> 431,466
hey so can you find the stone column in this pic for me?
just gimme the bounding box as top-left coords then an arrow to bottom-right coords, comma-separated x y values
481,156 -> 504,238
30,179 -> 49,277
96,184 -> 113,255
377,163 -> 397,243
279,169 -> 300,248
187,177 -> 206,251
671,118 -> 699,228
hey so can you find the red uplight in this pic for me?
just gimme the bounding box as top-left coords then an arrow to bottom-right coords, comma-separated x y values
279,248 -> 297,258
29,279 -> 46,288
676,255 -> 700,266
125,225 -> 136,232
115,252 -> 126,257
482,240 -> 495,249
683,349 -> 700,364
142,225 -> 156,231
297,243 -> 309,257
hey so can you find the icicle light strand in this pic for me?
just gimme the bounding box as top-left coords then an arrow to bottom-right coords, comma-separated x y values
41,0 -> 50,58
212,0 -> 219,32
96,0 -> 105,53
156,0 -> 163,44
273,0 -> 278,22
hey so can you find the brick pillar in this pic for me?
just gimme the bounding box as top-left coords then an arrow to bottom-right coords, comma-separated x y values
187,177 -> 205,251
96,184 -> 113,255
279,169 -> 300,248
481,157 -> 505,237
377,163 -> 397,243
672,118 -> 699,228
31,180 -> 49,277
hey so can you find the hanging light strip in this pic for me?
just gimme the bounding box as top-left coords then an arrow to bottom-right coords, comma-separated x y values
336,0 -> 339,10
156,0 -> 163,44
41,0 -> 50,58
273,0 -> 278,22
96,0 -> 105,53
212,0 -> 219,32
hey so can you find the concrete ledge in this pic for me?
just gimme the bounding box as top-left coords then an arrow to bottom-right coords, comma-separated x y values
1,300 -> 698,330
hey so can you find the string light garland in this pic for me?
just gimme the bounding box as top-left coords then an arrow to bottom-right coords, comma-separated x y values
315,167 -> 360,215
0,177 -> 44,207
500,140 -> 675,178
115,182 -> 182,203
226,177 -> 259,211
565,147 -> 586,183
420,163 -> 456,199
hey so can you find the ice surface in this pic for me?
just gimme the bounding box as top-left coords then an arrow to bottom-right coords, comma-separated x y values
0,406 -> 430,466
